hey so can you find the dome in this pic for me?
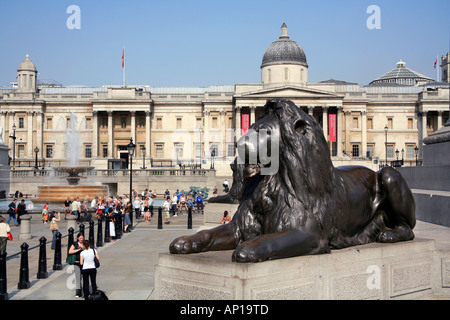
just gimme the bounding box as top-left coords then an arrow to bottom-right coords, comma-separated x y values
369,59 -> 433,86
18,54 -> 37,72
261,23 -> 308,69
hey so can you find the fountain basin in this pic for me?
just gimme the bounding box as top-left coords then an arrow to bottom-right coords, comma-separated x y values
34,185 -> 109,204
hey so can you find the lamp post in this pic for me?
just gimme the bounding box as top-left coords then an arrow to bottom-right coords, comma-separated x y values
34,147 -> 39,170
127,138 -> 136,227
414,146 -> 419,166
401,148 -> 404,166
210,148 -> 215,169
384,125 -> 388,166
9,123 -> 16,170
141,146 -> 146,169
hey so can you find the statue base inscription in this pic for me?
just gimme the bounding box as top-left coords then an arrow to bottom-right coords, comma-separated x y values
155,238 -> 447,300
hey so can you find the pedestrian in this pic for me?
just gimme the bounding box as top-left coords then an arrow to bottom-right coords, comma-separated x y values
71,197 -> 81,221
143,197 -> 151,222
63,197 -> 71,217
213,186 -> 218,195
82,196 -> 89,222
178,193 -> 188,213
42,202 -> 49,223
90,196 -> 98,213
80,240 -> 100,300
7,198 -> 19,226
123,200 -> 132,232
108,210 -> 116,241
171,193 -> 178,217
49,211 -> 60,250
68,232 -> 86,298
163,196 -> 171,224
195,193 -> 203,212
220,210 -> 231,224
0,216 -> 11,252
17,199 -> 27,225
133,196 -> 141,220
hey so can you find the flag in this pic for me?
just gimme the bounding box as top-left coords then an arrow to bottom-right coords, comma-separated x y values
122,48 -> 125,68
434,57 -> 437,69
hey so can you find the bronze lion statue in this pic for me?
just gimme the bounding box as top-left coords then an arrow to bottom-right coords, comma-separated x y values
170,98 -> 416,263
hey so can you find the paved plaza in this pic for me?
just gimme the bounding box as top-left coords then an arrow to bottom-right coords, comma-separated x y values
2,211 -> 450,300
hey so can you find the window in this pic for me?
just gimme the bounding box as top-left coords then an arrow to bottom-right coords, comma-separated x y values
406,144 -> 415,159
367,144 -> 374,158
387,144 -> 394,159
352,117 -> 359,129
19,117 -> 25,129
174,143 -> 183,158
228,117 -> 233,128
47,117 -> 53,129
176,118 -> 182,129
155,144 -> 164,158
352,144 -> 360,157
139,118 -> 145,127
210,144 -> 218,157
367,118 -> 373,129
85,145 -> 92,158
407,118 -> 413,129
102,145 -> 108,158
212,117 -> 218,128
121,118 -> 127,129
195,143 -> 202,159
46,145 -> 53,158
18,145 -> 25,158
102,117 -> 108,128
85,118 -> 92,129
156,118 -> 162,129
196,118 -> 202,129
387,117 -> 393,129
227,144 -> 235,157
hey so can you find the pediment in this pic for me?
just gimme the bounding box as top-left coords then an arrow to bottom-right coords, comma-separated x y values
235,85 -> 343,99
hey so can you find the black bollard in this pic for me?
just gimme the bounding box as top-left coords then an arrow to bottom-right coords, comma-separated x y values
18,243 -> 30,289
96,218 -> 103,247
188,207 -> 192,229
115,211 -> 122,239
158,207 -> 163,229
0,250 -> 8,300
104,216 -> 110,243
37,236 -> 48,279
79,223 -> 85,236
67,227 -> 74,254
89,220 -> 95,246
53,232 -> 62,270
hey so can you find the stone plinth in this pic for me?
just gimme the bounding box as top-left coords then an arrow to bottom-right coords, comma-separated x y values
18,214 -> 32,240
154,239 -> 439,300
65,215 -> 78,232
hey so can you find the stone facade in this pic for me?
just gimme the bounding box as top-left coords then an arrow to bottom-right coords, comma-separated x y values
0,24 -> 449,178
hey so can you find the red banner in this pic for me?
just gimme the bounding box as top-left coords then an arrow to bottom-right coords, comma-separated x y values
329,114 -> 336,142
242,114 -> 249,135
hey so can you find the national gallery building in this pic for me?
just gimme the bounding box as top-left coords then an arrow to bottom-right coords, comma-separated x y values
1,24 -> 449,176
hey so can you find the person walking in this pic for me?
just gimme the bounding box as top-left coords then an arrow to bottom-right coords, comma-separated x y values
68,232 -> 86,298
0,216 -> 11,252
163,196 -> 171,224
49,211 -> 60,250
7,198 -> 19,226
80,240 -> 99,300
16,199 -> 27,225
123,200 -> 132,232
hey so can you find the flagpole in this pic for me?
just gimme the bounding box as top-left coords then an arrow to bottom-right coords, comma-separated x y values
123,47 -> 126,87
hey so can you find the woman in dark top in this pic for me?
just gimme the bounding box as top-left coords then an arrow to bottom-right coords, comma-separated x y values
68,232 -> 86,298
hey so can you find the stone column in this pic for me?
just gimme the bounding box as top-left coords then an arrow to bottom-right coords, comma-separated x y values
107,111 -> 113,158
19,215 -> 32,240
235,106 -> 242,140
92,111 -> 98,158
145,111 -> 152,162
421,111 -> 428,159
8,112 -> 15,152
437,111 -> 443,130
27,112 -> 33,159
66,215 -> 77,233
0,112 -> 6,144
250,106 -> 256,126
361,111 -> 367,158
344,110 -> 351,155
337,106 -> 343,157
130,111 -> 136,144
36,111 -> 43,154
322,106 -> 328,142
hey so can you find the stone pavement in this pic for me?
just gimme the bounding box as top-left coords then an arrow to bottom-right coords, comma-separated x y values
2,212 -> 450,300
4,210 -> 201,300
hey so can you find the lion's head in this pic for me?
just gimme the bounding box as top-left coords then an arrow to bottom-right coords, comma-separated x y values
236,98 -> 344,233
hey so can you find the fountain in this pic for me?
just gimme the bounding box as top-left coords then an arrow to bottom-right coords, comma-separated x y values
34,113 -> 108,203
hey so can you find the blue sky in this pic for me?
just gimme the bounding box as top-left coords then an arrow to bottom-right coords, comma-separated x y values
1,0 -> 449,87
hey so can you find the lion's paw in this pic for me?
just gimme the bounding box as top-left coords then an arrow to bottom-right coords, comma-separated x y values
169,235 -> 206,254
232,243 -> 269,263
